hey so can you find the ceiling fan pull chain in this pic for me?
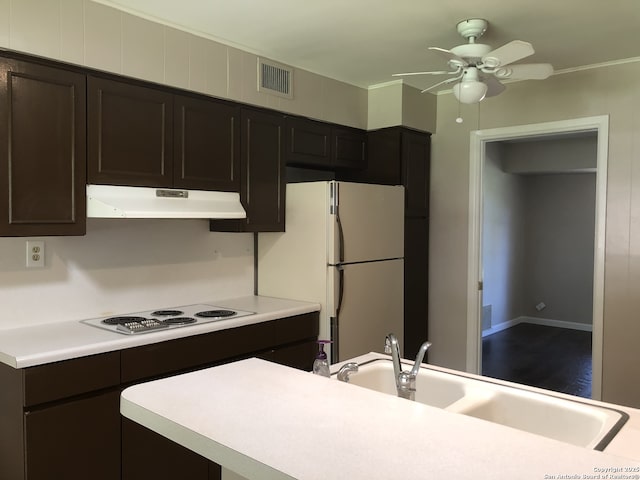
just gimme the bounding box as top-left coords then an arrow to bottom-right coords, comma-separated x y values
456,94 -> 463,124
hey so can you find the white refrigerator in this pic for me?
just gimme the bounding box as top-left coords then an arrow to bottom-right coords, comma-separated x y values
258,181 -> 404,363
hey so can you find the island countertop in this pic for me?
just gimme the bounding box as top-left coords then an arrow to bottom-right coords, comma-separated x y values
120,356 -> 640,480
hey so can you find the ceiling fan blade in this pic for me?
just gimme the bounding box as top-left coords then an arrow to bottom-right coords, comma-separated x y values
421,73 -> 464,93
493,63 -> 554,80
482,75 -> 506,97
392,70 -> 458,77
482,40 -> 534,68
428,47 -> 468,67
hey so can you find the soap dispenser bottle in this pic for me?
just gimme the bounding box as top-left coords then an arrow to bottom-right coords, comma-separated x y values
312,340 -> 331,377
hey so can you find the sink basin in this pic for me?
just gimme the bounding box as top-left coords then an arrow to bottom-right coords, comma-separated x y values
452,387 -> 622,449
344,359 -> 467,408
335,358 -> 628,450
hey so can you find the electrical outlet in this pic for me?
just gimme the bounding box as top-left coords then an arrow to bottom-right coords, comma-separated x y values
26,241 -> 45,268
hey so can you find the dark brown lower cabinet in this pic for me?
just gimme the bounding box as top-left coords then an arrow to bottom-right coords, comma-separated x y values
0,312 -> 318,480
122,418 -> 216,480
24,391 -> 121,480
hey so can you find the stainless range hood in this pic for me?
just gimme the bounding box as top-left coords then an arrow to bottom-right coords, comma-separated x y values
86,184 -> 246,219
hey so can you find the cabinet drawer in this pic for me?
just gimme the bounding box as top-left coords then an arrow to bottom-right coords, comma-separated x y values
23,352 -> 120,407
262,340 -> 317,372
121,322 -> 276,383
274,313 -> 319,345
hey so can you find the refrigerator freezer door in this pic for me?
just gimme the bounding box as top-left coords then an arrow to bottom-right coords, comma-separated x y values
329,182 -> 405,265
331,258 -> 404,362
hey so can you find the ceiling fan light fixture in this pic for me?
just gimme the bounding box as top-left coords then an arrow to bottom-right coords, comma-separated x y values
453,80 -> 488,104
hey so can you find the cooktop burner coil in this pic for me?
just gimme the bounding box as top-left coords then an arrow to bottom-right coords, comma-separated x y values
102,316 -> 147,326
195,310 -> 237,318
160,317 -> 197,325
151,310 -> 184,317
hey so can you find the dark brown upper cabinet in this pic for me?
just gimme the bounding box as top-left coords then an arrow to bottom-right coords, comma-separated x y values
284,116 -> 366,171
332,126 -> 367,170
0,58 -> 87,236
88,75 -> 240,192
88,75 -> 173,188
210,108 -> 286,233
173,94 -> 240,192
284,116 -> 331,168
342,127 -> 430,218
401,129 -> 431,218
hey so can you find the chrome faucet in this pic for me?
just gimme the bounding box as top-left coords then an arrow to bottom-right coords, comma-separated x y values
384,334 -> 432,401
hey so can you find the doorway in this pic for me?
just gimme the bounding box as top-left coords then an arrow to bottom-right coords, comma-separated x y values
465,116 -> 609,400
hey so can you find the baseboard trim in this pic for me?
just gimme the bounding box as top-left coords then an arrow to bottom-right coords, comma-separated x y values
481,318 -> 520,337
482,316 -> 593,337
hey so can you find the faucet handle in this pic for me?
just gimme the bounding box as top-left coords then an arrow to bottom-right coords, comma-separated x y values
337,362 -> 359,383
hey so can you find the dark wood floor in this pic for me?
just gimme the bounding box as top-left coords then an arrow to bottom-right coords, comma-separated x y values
482,323 -> 592,398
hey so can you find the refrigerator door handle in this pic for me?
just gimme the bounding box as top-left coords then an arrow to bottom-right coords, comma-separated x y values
330,316 -> 339,363
336,211 -> 345,263
336,265 -> 345,315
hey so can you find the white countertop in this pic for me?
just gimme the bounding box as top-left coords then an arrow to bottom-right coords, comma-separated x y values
0,296 -> 320,368
121,356 -> 640,480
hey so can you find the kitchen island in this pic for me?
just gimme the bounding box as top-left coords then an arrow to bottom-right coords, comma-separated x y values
121,355 -> 640,480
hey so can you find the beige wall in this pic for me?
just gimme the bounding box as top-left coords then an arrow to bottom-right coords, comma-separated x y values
482,143 -> 527,328
522,173 -> 596,324
0,0 -> 368,129
430,61 -> 640,406
503,136 -> 597,173
368,81 -> 437,132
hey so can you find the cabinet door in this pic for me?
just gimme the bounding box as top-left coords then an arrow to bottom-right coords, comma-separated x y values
88,76 -> 173,187
343,128 -> 402,185
332,126 -> 366,169
242,109 -> 285,231
0,58 -> 86,236
284,116 -> 331,168
122,418 -> 211,480
401,130 -> 431,218
209,108 -> 285,232
24,390 -> 121,480
174,94 -> 240,191
404,217 -> 429,360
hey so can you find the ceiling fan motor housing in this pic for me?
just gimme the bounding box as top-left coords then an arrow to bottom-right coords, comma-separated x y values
456,18 -> 488,40
450,43 -> 492,65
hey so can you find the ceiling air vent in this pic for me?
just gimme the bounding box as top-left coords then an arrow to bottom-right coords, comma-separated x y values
258,58 -> 293,99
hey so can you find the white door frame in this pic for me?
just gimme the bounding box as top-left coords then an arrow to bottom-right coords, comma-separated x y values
466,115 -> 609,400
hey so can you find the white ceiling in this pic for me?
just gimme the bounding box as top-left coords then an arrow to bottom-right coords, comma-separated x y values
97,0 -> 640,91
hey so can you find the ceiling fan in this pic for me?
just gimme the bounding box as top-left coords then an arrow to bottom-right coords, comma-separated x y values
394,19 -> 554,104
